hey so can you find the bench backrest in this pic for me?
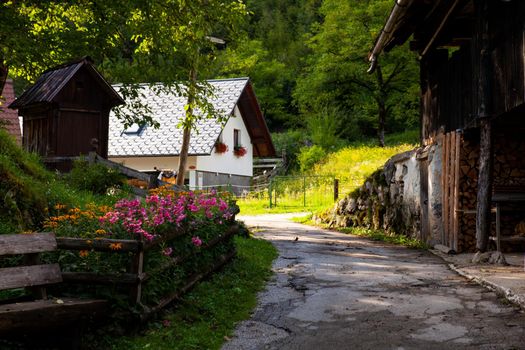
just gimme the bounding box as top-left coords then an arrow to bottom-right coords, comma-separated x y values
0,233 -> 62,293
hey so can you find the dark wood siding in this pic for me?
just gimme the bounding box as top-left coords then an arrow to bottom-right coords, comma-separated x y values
420,1 -> 525,142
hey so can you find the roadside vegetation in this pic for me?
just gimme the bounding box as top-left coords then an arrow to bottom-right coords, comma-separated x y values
0,131 -> 277,349
93,236 -> 277,350
238,130 -> 418,215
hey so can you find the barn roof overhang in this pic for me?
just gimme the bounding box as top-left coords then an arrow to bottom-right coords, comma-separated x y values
9,57 -> 124,110
368,0 -> 475,72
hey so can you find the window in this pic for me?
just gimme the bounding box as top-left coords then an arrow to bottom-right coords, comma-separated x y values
123,123 -> 146,135
233,129 -> 241,147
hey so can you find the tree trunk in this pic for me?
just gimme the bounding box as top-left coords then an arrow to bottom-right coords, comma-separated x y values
378,104 -> 386,147
0,64 -> 8,97
476,118 -> 492,251
475,0 -> 493,252
375,65 -> 386,147
176,67 -> 197,187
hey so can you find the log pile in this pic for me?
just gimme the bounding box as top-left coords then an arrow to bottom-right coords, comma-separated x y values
458,135 -> 479,252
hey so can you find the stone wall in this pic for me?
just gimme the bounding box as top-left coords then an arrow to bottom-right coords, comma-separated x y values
318,149 -> 428,241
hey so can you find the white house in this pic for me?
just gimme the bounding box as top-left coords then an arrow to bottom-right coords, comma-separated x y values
108,78 -> 275,193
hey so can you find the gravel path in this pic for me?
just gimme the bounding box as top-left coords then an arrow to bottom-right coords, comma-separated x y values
222,214 -> 525,350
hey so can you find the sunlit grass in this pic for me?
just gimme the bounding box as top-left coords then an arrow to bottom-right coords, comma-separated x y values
240,130 -> 418,214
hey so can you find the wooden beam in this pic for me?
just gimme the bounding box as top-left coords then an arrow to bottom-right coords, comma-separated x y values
475,0 -> 493,252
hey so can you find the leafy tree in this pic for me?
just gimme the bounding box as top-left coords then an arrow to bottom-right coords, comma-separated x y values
216,0 -> 322,130
294,0 -> 419,146
1,0 -> 247,185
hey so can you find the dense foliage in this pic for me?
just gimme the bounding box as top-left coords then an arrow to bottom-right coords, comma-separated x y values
217,0 -> 420,148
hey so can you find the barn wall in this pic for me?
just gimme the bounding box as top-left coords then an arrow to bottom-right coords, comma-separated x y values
420,1 -> 525,143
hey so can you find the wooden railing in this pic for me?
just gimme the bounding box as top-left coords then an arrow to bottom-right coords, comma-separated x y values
44,152 -> 184,197
55,223 -> 238,319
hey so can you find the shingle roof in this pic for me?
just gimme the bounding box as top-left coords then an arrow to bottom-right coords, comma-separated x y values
0,79 -> 22,145
9,57 -> 124,109
108,78 -> 249,157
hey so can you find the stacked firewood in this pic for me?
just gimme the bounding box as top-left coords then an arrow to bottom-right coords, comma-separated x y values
458,137 -> 479,252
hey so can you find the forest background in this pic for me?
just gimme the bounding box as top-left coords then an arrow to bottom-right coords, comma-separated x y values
1,0 -> 420,169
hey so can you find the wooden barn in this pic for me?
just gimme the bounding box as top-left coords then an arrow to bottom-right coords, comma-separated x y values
370,0 -> 525,252
9,57 -> 124,164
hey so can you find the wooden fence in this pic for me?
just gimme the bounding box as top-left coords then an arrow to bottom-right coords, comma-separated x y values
55,223 -> 238,319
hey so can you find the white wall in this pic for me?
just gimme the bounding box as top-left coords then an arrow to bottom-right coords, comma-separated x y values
107,155 -> 197,172
196,106 -> 253,177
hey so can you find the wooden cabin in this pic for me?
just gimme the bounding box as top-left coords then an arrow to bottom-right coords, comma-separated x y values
9,57 -> 124,164
370,0 -> 525,252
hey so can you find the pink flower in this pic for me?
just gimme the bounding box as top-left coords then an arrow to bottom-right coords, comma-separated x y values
162,319 -> 171,327
218,199 -> 228,212
188,203 -> 200,212
191,236 -> 202,247
163,247 -> 173,256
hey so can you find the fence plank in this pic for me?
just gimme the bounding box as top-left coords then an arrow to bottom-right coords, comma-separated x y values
0,233 -> 57,255
0,264 -> 62,291
56,237 -> 140,253
62,272 -> 142,285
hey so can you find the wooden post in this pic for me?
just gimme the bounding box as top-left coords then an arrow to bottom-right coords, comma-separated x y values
129,238 -> 144,304
475,0 -> 493,252
453,132 -> 461,251
334,179 -> 339,202
443,133 -> 450,246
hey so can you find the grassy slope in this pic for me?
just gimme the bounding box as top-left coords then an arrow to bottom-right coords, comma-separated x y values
104,236 -> 277,350
238,130 -> 418,215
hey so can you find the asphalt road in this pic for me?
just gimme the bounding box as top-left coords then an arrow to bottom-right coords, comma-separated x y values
222,214 -> 525,350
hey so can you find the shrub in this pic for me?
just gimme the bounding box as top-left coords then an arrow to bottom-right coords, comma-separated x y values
68,159 -> 125,194
298,145 -> 325,172
46,190 -> 239,309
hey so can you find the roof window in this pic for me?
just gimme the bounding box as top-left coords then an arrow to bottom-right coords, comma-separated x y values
123,123 -> 146,135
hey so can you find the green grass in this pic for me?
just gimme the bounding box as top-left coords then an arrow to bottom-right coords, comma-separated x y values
102,236 -> 277,350
292,213 -> 428,250
239,130 -> 418,215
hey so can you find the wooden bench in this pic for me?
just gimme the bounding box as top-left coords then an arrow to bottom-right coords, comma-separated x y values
0,233 -> 108,337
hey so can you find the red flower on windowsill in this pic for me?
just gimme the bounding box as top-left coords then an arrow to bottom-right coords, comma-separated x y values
215,142 -> 228,154
234,145 -> 247,157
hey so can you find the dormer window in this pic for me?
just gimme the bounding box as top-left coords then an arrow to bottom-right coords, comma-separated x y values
123,123 -> 146,135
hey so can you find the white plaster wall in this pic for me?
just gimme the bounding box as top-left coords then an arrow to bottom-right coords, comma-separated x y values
196,106 -> 253,177
402,155 -> 421,207
428,142 -> 444,245
107,156 -> 197,172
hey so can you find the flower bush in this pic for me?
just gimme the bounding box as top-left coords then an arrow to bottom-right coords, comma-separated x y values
44,190 -> 239,309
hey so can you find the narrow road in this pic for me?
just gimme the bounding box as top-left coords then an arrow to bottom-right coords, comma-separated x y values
223,214 -> 525,350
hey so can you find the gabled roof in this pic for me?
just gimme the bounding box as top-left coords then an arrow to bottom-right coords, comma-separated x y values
0,79 -> 22,144
9,57 -> 124,109
108,78 -> 275,158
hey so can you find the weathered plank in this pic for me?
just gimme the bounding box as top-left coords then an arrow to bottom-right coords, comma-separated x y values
0,264 -> 62,291
453,132 -> 461,251
56,237 -> 140,253
443,132 -> 450,247
0,233 -> 57,255
94,154 -> 154,183
0,298 -> 108,335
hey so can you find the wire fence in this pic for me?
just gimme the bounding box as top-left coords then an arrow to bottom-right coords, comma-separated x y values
189,175 -> 361,211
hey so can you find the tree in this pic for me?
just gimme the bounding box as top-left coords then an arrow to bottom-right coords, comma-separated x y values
1,0 -> 247,185
294,0 -> 419,146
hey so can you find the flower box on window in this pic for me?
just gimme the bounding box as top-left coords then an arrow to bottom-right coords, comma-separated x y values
215,141 -> 228,154
233,145 -> 247,157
